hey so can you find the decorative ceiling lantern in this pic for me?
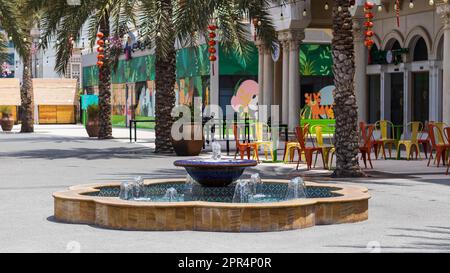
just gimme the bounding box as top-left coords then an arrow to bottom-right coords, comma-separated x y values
208,20 -> 217,76
364,1 -> 375,50
395,0 -> 400,27
96,32 -> 105,68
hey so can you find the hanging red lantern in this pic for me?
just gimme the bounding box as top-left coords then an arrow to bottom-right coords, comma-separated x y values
97,61 -> 104,67
97,32 -> 104,39
364,1 -> 375,50
97,47 -> 104,53
97,39 -> 105,46
97,54 -> 105,60
208,20 -> 217,76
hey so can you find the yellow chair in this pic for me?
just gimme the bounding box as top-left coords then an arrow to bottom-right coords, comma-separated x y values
253,122 -> 274,161
433,122 -> 448,144
396,122 -> 422,160
311,125 -> 334,169
283,124 -> 309,163
375,120 -> 396,158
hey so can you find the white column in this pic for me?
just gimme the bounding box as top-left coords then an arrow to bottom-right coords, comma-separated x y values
437,4 -> 450,124
281,39 -> 290,125
380,70 -> 391,121
288,30 -> 304,130
256,41 -> 265,106
429,61 -> 438,122
353,19 -> 368,123
403,68 -> 412,130
210,42 -> 220,106
263,46 -> 274,108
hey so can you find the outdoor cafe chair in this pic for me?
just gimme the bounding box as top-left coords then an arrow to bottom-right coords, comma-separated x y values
283,123 -> 309,163
427,123 -> 450,168
310,125 -> 335,170
374,120 -> 396,159
396,122 -> 421,160
359,123 -> 374,169
233,124 -> 259,161
295,125 -> 324,170
253,122 -> 274,161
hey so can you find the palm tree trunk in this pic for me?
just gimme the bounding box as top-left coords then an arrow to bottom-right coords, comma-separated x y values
154,0 -> 176,153
20,46 -> 34,133
98,11 -> 113,139
331,0 -> 364,177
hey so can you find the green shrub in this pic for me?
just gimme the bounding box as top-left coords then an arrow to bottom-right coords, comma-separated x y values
87,104 -> 100,120
0,106 -> 12,115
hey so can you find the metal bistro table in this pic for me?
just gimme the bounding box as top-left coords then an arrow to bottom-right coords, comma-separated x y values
129,119 -> 155,142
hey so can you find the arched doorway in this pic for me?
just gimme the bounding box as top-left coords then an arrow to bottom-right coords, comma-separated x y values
411,37 -> 429,124
388,40 -> 404,127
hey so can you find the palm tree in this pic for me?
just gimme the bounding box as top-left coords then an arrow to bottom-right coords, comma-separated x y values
1,0 -> 33,133
137,0 -> 276,153
331,0 -> 364,177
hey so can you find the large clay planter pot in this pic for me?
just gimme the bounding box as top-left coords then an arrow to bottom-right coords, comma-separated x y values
171,122 -> 204,156
1,113 -> 14,132
85,118 -> 100,138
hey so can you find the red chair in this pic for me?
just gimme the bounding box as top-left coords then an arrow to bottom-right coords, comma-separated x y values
233,124 -> 259,161
359,123 -> 374,169
427,124 -> 450,167
445,127 -> 450,175
295,125 -> 324,170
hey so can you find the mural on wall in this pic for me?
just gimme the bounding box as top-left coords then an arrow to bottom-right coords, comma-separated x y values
1,54 -> 14,78
301,85 -> 335,120
134,81 -> 156,117
175,76 -> 209,107
231,80 -> 259,113
111,83 -> 126,116
300,44 -> 332,76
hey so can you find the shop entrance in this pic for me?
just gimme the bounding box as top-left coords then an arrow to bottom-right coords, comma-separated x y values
390,73 -> 404,126
412,72 -> 429,124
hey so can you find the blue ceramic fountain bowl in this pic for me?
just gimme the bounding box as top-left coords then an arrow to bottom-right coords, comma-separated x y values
174,159 -> 258,187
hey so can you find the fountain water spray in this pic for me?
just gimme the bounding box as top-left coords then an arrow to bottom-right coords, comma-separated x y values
285,177 -> 307,200
249,173 -> 264,196
211,141 -> 221,161
232,179 -> 252,203
164,187 -> 179,202
133,176 -> 145,199
184,175 -> 196,201
119,182 -> 134,200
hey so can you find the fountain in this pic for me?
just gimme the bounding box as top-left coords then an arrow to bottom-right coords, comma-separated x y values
53,143 -> 370,232
174,142 -> 257,187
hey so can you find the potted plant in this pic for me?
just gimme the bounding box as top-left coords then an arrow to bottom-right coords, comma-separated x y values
0,106 -> 14,132
171,104 -> 204,156
85,104 -> 100,137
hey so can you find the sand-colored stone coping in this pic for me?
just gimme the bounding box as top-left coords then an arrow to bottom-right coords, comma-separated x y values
53,179 -> 370,232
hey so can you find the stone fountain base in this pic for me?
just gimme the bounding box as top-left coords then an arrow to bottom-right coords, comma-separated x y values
53,179 -> 370,232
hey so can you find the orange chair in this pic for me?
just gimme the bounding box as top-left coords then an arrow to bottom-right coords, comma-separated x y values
359,123 -> 374,169
295,125 -> 324,170
233,124 -> 259,161
427,124 -> 450,167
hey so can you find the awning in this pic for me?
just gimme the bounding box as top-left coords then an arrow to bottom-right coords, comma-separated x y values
33,79 -> 78,105
0,78 -> 21,106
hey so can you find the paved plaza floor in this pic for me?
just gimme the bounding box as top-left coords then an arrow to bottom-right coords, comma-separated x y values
0,125 -> 449,253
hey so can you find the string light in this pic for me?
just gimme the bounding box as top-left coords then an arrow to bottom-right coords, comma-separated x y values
302,9 -> 307,17
409,0 -> 414,9
378,5 -> 383,12
324,2 -> 329,10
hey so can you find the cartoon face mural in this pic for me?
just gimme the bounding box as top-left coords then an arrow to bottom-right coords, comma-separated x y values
301,85 -> 335,120
231,80 -> 259,113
